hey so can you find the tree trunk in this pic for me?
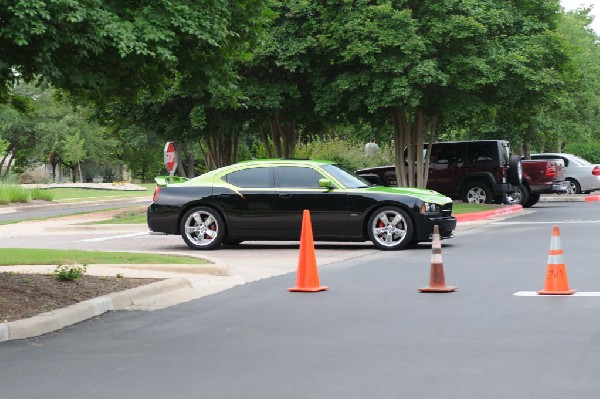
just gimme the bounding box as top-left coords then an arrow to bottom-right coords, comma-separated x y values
203,132 -> 239,170
264,114 -> 296,158
391,106 -> 438,189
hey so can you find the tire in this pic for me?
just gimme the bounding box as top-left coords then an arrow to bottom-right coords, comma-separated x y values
503,183 -> 529,206
508,155 -> 523,186
180,206 -> 226,250
462,181 -> 493,204
367,206 -> 414,250
524,193 -> 540,208
566,178 -> 581,195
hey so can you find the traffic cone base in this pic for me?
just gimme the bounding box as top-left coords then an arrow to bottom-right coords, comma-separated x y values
418,225 -> 457,293
288,210 -> 328,293
288,286 -> 328,292
418,286 -> 457,293
537,226 -> 575,296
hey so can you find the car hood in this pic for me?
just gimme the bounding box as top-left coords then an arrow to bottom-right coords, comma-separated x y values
361,186 -> 452,205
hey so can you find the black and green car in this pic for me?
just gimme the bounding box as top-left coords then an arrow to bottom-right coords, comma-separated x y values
147,159 -> 456,250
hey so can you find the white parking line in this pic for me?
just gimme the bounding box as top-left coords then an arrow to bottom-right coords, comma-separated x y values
80,232 -> 148,242
514,291 -> 600,296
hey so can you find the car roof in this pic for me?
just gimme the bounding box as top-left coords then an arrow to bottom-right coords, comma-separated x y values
236,158 -> 335,166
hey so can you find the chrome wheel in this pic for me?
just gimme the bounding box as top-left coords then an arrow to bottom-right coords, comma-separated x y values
367,207 -> 413,250
466,186 -> 488,203
180,207 -> 225,250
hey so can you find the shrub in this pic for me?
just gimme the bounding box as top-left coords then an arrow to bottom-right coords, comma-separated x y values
294,136 -> 394,171
563,141 -> 600,164
0,184 -> 31,204
30,188 -> 53,201
54,263 -> 87,281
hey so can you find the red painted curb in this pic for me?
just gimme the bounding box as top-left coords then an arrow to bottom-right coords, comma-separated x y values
585,195 -> 600,202
455,205 -> 523,222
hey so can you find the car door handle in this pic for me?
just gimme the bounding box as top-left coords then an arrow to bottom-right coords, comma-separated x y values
278,193 -> 292,198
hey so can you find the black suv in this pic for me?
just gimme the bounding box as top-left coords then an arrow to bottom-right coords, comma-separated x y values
356,140 -> 523,203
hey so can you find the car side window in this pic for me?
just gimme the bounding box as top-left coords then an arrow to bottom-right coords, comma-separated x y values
466,143 -> 495,165
276,167 -> 324,188
224,167 -> 273,188
431,144 -> 462,165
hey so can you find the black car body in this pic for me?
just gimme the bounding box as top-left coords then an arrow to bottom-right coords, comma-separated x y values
147,159 -> 456,250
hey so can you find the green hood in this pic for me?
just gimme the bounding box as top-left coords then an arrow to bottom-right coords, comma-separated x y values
363,186 -> 452,205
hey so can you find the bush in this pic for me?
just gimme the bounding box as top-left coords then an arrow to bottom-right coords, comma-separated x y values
0,184 -> 54,204
294,136 -> 394,171
563,141 -> 600,164
0,184 -> 30,204
54,263 -> 87,281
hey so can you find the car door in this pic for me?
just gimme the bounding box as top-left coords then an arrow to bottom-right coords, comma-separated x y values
214,166 -> 280,238
427,143 -> 463,194
273,166 -> 349,240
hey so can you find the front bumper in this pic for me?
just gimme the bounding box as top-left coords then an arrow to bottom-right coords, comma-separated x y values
416,215 -> 457,242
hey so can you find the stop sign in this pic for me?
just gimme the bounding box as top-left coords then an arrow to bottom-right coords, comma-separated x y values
164,142 -> 178,175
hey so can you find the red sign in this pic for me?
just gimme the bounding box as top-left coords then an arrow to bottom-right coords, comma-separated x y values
164,142 -> 178,175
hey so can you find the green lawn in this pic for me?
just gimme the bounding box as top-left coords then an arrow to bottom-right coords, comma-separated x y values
49,184 -> 154,202
453,203 -> 499,213
0,248 -> 208,266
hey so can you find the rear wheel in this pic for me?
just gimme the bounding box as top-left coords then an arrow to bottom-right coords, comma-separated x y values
503,183 -> 529,206
180,206 -> 225,250
462,181 -> 493,204
524,193 -> 540,207
566,178 -> 581,194
367,206 -> 414,250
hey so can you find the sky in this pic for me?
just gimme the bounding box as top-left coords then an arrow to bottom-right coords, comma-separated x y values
560,0 -> 599,34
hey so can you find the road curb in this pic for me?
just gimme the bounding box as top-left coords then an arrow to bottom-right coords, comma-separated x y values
455,205 -> 524,222
0,277 -> 192,343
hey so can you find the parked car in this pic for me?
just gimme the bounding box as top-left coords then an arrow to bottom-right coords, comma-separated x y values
530,153 -> 600,194
504,158 -> 568,207
356,140 -> 522,204
147,159 -> 457,251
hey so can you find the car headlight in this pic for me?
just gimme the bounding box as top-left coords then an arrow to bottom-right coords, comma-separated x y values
420,202 -> 441,215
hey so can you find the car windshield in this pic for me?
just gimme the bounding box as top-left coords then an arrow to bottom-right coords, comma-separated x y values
321,164 -> 372,188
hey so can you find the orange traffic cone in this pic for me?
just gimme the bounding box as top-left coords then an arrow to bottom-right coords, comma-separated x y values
419,225 -> 457,293
288,210 -> 328,292
537,225 -> 576,295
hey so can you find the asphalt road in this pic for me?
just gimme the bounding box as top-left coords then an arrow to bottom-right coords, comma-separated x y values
1,202 -> 600,398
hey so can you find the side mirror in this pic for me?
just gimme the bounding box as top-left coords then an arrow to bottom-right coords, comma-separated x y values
319,178 -> 334,189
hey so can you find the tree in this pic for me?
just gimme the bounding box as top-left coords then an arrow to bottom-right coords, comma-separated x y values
1,0 -> 272,104
62,131 -> 86,183
286,0 -> 567,187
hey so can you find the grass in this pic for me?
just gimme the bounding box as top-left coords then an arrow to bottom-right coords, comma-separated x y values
92,209 -> 147,224
0,248 -> 209,266
48,185 -> 153,202
0,184 -> 55,204
453,203 -> 499,213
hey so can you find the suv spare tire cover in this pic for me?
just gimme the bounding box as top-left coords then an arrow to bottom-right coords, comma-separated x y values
508,155 -> 523,186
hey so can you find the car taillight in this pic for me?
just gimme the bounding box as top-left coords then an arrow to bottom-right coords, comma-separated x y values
545,165 -> 557,178
152,186 -> 161,202
501,166 -> 507,176
593,166 -> 600,176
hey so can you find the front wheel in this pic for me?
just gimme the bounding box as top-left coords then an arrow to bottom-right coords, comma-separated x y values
462,181 -> 493,204
180,206 -> 226,250
367,206 -> 414,250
